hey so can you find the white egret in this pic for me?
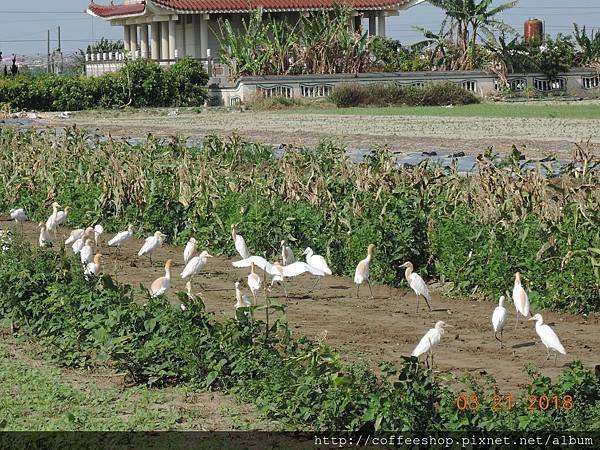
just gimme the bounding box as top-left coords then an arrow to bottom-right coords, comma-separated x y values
80,239 -> 94,265
54,206 -> 70,228
354,244 -> 375,298
247,261 -> 262,305
400,261 -> 432,313
10,208 -> 26,232
65,228 -> 86,246
234,281 -> 252,310
138,231 -> 165,266
231,223 -> 250,259
149,259 -> 173,297
302,247 -> 332,290
412,321 -> 448,368
38,222 -> 51,247
183,237 -> 197,265
232,256 -> 326,298
513,272 -> 530,328
529,313 -> 566,365
180,250 -> 213,289
84,253 -> 103,276
281,240 -> 295,266
93,224 -> 104,246
45,202 -> 62,234
492,295 -> 508,348
107,224 -> 134,253
72,227 -> 94,254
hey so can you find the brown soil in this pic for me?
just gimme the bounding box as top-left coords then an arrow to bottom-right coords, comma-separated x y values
2,218 -> 599,395
33,108 -> 600,159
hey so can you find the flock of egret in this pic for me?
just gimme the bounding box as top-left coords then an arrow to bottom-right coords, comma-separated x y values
6,204 -> 568,367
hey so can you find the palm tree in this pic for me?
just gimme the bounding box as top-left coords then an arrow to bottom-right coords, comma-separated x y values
428,0 -> 517,69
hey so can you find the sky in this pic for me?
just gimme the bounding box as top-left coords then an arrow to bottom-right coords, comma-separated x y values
0,0 -> 599,56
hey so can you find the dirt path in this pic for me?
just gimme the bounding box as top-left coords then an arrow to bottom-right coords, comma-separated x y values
2,218 -> 598,394
32,108 -> 600,159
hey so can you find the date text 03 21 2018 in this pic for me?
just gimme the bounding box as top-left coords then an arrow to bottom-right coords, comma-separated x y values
455,394 -> 574,412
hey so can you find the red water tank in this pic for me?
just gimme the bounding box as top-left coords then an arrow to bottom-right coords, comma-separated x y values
524,18 -> 544,42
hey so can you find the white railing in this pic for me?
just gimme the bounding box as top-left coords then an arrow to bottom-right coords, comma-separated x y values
84,52 -> 229,78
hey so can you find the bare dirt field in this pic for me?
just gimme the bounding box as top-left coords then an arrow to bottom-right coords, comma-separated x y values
3,218 -> 598,395
33,107 -> 600,159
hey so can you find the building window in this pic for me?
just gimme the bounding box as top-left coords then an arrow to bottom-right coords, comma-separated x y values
534,77 -> 566,92
582,75 -> 599,89
300,84 -> 333,98
229,97 -> 241,106
257,85 -> 293,98
411,81 -> 425,87
461,80 -> 477,92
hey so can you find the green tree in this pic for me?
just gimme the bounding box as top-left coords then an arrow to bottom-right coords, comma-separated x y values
427,0 -> 517,69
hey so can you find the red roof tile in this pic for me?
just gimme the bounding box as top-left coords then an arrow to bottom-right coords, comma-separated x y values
88,0 -> 407,17
87,2 -> 146,18
152,0 -> 408,11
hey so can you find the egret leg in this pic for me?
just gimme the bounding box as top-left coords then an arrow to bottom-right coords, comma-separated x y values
546,347 -> 551,360
283,282 -> 288,299
367,280 -> 374,299
356,284 -> 360,298
514,311 -> 519,330
494,331 -> 502,348
500,330 -> 504,349
252,291 -> 257,306
149,254 -> 153,267
310,276 -> 321,291
416,294 -> 420,313
424,296 -> 433,311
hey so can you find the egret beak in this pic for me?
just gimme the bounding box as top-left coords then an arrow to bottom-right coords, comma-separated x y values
528,317 -> 535,321
399,262 -> 408,268
207,254 -> 214,258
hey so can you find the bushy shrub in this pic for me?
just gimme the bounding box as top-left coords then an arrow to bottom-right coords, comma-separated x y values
0,58 -> 209,111
330,82 -> 480,108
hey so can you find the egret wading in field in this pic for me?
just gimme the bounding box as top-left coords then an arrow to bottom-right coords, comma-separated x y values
9,208 -> 26,233
183,237 -> 197,265
180,250 -> 213,290
529,313 -> 566,365
231,223 -> 250,259
513,272 -> 530,328
354,244 -> 375,298
84,253 -> 103,276
80,239 -> 94,265
492,295 -> 508,348
412,321 -> 449,369
107,224 -> 134,254
54,207 -> 70,229
302,247 -> 332,290
400,261 -> 432,313
138,231 -> 165,266
150,259 -> 173,297
46,202 -> 60,233
93,224 -> 104,247
65,227 -> 88,246
281,240 -> 295,266
234,281 -> 252,313
232,256 -> 327,298
72,227 -> 94,254
38,222 -> 51,248
247,261 -> 262,305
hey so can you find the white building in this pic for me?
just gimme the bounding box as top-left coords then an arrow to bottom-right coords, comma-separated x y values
87,0 -> 423,63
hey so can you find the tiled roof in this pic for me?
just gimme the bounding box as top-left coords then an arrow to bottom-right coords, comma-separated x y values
88,0 -> 407,17
87,2 -> 146,18
152,0 -> 408,11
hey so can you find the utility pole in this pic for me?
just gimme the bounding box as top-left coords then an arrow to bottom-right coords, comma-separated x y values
58,26 -> 61,51
47,29 -> 50,73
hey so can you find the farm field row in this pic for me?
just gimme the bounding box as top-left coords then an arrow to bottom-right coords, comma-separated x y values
32,103 -> 600,159
0,335 -> 265,431
3,218 -> 598,393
